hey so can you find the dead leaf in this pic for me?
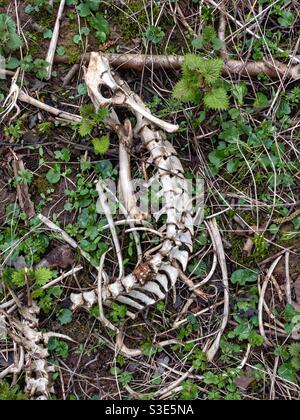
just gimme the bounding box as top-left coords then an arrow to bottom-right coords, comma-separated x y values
235,375 -> 254,391
293,277 -> 300,304
37,245 -> 75,269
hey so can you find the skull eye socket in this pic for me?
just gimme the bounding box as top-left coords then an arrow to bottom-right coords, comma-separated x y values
99,84 -> 114,99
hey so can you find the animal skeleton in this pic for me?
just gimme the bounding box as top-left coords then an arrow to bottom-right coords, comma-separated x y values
71,53 -> 197,317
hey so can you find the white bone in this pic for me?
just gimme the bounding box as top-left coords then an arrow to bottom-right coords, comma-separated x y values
155,274 -> 169,292
139,282 -> 166,300
160,264 -> 179,286
170,248 -> 189,271
127,290 -> 156,306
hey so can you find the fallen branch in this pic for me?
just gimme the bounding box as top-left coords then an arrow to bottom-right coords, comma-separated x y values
218,10 -> 300,80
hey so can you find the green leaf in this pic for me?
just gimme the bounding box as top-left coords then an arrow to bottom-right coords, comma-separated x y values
227,159 -> 239,174
231,269 -> 259,286
202,25 -> 217,43
46,164 -> 61,184
77,3 -> 92,17
254,92 -> 269,109
183,54 -> 205,72
278,364 -> 297,383
192,37 -> 204,50
278,11 -> 295,28
34,268 -> 53,286
204,87 -> 229,110
12,269 -> 26,287
54,148 -> 71,162
145,26 -> 165,44
79,118 -> 94,137
56,46 -> 65,56
43,29 -> 53,39
232,82 -> 248,106
6,57 -> 20,69
173,79 -> 201,103
92,136 -> 110,155
57,309 -> 73,326
89,13 -> 109,44
188,260 -> 207,276
198,58 -> 224,85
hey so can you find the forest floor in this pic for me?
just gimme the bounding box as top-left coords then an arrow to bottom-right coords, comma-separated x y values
0,0 -> 300,400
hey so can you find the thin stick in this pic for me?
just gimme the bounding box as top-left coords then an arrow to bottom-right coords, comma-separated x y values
258,256 -> 283,346
205,219 -> 229,361
18,90 -> 81,123
45,0 -> 65,80
97,252 -> 118,332
285,251 -> 292,305
96,181 -> 124,280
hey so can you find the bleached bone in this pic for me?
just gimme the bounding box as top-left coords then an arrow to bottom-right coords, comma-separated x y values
84,53 -> 199,317
1,302 -> 62,399
45,0 -> 65,80
85,52 -> 179,134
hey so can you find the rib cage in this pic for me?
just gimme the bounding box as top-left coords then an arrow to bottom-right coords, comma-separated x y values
71,53 -> 196,316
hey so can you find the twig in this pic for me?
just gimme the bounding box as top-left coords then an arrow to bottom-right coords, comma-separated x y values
205,219 -> 229,361
97,252 -> 118,332
45,0 -> 65,80
218,8 -> 300,80
18,90 -> 81,123
258,256 -> 283,346
285,251 -> 292,305
96,181 -> 124,280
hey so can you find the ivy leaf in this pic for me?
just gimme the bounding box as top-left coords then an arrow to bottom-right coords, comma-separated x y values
278,364 -> 297,383
254,92 -> 269,109
89,13 -> 109,44
231,269 -> 259,286
204,87 -> 229,110
92,136 -> 110,155
57,308 -> 73,326
46,165 -> 61,184
227,159 -> 239,174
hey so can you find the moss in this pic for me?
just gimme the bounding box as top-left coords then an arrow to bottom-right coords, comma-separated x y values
35,176 -> 51,195
0,383 -> 27,400
113,0 -> 160,41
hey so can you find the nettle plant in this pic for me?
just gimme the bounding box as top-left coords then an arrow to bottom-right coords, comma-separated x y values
173,54 -> 229,111
0,14 -> 22,57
